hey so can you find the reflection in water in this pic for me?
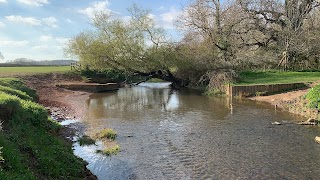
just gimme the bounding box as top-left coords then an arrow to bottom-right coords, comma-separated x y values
74,83 -> 320,180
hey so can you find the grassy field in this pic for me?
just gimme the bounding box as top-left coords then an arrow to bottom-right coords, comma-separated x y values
0,66 -> 70,77
236,71 -> 320,85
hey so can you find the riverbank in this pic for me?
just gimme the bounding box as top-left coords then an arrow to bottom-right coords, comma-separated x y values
249,82 -> 319,120
0,74 -> 97,179
22,73 -> 91,121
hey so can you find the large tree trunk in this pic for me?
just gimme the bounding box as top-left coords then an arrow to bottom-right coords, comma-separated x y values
134,69 -> 190,88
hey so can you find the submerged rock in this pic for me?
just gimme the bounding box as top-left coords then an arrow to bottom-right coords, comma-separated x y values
297,118 -> 319,125
272,121 -> 282,125
315,136 -> 320,144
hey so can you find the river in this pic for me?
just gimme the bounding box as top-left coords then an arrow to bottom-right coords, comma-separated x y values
73,83 -> 320,179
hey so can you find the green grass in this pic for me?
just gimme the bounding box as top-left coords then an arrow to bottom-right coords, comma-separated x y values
306,85 -> 320,110
96,145 -> 120,156
236,71 -> 320,85
94,128 -> 117,140
0,78 -> 37,100
0,66 -> 70,77
0,78 -> 89,179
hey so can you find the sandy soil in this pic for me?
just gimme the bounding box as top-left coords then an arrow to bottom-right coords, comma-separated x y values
249,88 -> 307,108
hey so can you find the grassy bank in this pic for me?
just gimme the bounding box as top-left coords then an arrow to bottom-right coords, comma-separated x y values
237,71 -> 320,85
0,78 -> 91,179
0,66 -> 70,77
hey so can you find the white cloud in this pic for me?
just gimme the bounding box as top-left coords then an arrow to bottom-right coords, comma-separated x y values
17,0 -> 49,7
0,22 -> 5,28
0,0 -> 7,3
55,37 -> 69,45
32,45 -> 49,51
160,8 -> 181,29
39,35 -> 68,45
6,15 -> 41,26
79,0 -> 111,19
39,35 -> 52,42
5,15 -> 58,28
42,17 -> 57,28
0,40 -> 29,47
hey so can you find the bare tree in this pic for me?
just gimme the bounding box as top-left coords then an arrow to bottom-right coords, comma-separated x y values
238,0 -> 320,69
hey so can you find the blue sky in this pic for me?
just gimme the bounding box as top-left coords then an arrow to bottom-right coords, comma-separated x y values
0,0 -> 189,62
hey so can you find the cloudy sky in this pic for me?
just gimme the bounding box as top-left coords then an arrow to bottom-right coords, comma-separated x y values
0,0 -> 188,62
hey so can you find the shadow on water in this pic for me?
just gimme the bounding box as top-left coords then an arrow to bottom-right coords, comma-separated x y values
74,83 -> 320,180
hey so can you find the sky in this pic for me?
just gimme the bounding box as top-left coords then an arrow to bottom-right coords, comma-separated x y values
0,0 -> 189,62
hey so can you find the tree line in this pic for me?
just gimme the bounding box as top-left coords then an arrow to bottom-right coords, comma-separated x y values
66,0 -> 320,88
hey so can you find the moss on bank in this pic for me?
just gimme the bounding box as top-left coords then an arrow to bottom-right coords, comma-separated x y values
0,78 -> 91,179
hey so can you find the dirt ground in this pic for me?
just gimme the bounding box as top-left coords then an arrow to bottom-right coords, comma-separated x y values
250,83 -> 319,119
22,73 -> 91,120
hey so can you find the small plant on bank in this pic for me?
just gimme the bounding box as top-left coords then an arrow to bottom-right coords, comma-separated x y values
255,91 -> 267,96
96,145 -> 120,156
306,85 -> 320,110
204,88 -> 225,96
0,147 -> 4,163
78,135 -> 96,146
94,128 -> 117,140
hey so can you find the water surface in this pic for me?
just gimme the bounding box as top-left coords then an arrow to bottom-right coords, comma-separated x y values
74,83 -> 320,179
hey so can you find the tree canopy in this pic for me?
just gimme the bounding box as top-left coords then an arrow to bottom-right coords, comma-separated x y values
66,1 -> 320,87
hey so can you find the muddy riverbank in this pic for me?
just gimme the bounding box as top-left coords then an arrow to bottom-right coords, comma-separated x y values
22,73 -> 97,179
249,82 -> 319,119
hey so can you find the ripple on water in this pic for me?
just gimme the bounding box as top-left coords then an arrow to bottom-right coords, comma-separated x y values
74,83 -> 320,179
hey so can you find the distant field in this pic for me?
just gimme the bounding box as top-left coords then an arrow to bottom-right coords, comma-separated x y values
0,66 -> 70,77
237,71 -> 320,85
